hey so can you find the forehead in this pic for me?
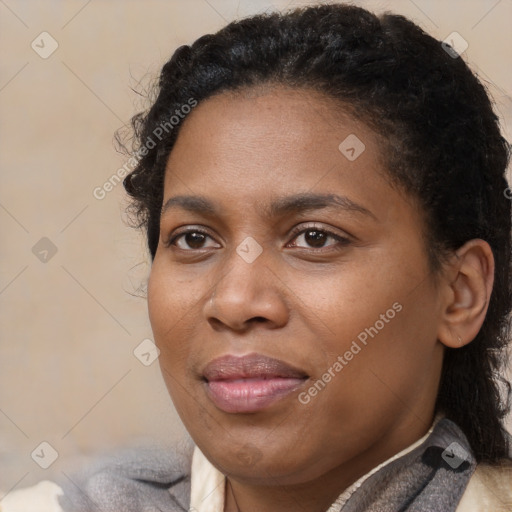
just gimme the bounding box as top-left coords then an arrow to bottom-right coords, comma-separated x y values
174,85 -> 361,146
163,86 -> 386,197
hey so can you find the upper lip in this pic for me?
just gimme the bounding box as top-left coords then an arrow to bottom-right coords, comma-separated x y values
202,353 -> 309,381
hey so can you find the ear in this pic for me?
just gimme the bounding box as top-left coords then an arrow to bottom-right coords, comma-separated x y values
437,239 -> 494,348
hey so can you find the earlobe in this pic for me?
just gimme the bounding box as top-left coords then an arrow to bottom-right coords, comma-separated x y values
437,239 -> 494,349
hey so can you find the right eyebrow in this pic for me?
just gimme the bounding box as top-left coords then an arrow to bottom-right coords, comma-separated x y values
161,195 -> 217,217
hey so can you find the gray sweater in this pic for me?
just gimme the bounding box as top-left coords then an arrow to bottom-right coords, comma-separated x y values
54,418 -> 489,512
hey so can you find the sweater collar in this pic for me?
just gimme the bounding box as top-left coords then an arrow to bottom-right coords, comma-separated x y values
190,412 -> 474,512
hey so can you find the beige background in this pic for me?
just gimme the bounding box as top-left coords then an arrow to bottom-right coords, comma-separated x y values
0,0 -> 511,492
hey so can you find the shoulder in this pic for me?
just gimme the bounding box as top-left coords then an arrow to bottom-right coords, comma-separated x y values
456,459 -> 512,512
0,480 -> 64,512
0,441 -> 195,512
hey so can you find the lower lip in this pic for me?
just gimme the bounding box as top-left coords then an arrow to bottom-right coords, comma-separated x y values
205,377 -> 306,413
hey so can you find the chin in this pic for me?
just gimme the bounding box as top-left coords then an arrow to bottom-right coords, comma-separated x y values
197,435 -> 332,486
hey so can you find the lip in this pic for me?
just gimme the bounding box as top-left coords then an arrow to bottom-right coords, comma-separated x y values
202,353 -> 309,413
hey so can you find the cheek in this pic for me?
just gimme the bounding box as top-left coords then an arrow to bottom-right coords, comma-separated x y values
298,250 -> 439,391
147,261 -> 200,370
147,263 -> 205,422
285,260 -> 401,351
306,280 -> 441,427
148,257 -> 203,334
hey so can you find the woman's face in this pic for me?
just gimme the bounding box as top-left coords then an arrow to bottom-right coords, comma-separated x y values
148,86 -> 446,486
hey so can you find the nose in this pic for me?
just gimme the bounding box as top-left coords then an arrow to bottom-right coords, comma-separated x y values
203,244 -> 289,332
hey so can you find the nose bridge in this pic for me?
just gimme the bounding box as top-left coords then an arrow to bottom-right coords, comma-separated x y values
205,234 -> 287,328
217,234 -> 269,299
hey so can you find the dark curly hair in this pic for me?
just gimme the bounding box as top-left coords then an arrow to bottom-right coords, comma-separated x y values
120,4 -> 512,463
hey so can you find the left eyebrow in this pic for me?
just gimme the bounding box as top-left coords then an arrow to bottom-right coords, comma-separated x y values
160,192 -> 377,221
263,192 -> 377,221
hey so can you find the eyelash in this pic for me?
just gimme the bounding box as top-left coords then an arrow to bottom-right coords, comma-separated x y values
164,223 -> 352,253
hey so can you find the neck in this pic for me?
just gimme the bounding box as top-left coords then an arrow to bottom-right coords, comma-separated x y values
225,475 -> 342,512
223,413 -> 434,512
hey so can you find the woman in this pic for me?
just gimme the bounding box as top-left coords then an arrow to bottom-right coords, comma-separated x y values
3,3 -> 511,511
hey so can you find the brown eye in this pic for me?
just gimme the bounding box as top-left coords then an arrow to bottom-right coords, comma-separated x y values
181,232 -> 207,249
302,230 -> 329,248
288,224 -> 351,251
165,228 -> 220,250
